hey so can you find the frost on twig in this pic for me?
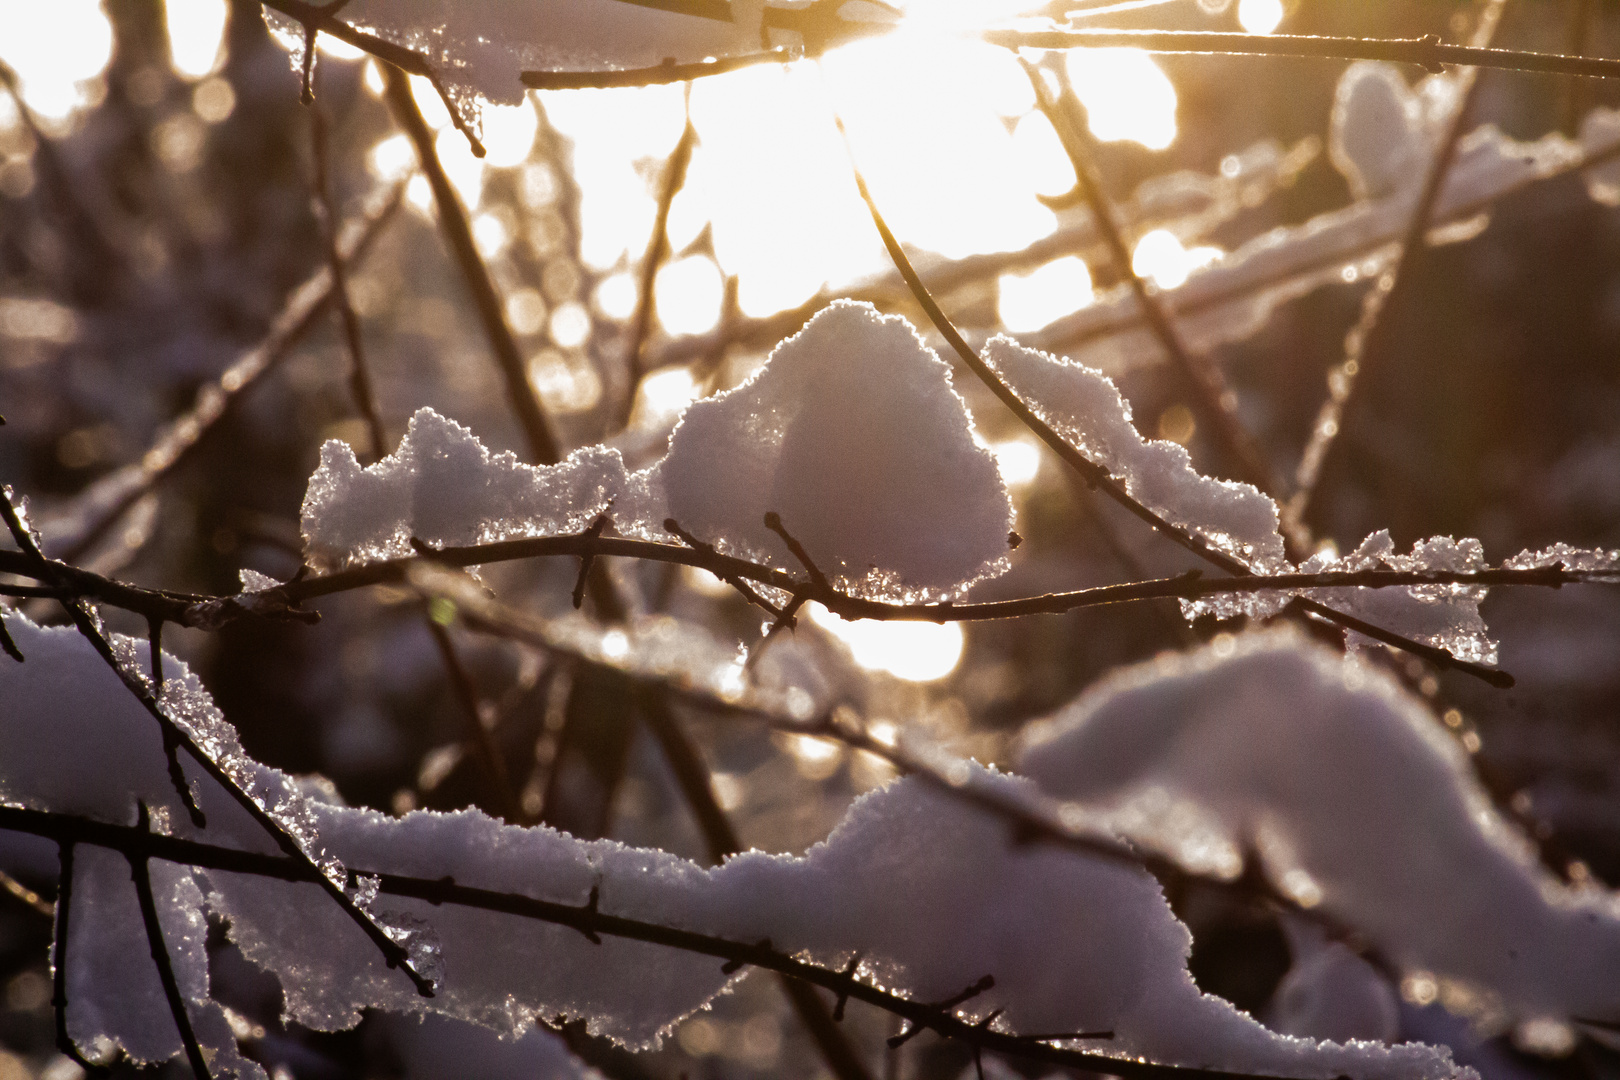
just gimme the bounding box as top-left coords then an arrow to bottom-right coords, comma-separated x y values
303,301 -> 1016,602
0,610 -> 1470,1080
1018,628 -> 1620,1043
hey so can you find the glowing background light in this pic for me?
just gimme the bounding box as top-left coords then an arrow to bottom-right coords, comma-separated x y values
654,256 -> 724,336
166,0 -> 229,80
632,366 -> 702,429
808,603 -> 965,683
1066,48 -> 1178,150
0,0 -> 114,123
1132,229 -> 1223,290
998,256 -> 1093,332
1238,0 -> 1286,35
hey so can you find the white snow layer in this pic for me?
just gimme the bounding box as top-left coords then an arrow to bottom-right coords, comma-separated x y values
303,301 -> 1016,601
0,611 -> 1468,1080
1018,628 -> 1620,1035
273,0 -> 901,105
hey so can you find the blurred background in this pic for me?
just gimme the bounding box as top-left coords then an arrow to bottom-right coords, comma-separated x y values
1,0 -> 1619,1077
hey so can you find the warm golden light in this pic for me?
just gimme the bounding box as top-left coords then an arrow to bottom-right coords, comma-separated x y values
998,256 -> 1093,331
808,603 -> 965,683
1132,229 -> 1222,290
1238,0 -> 1285,35
655,256 -> 724,336
0,0 -> 113,122
1066,48 -> 1178,150
166,0 -> 229,80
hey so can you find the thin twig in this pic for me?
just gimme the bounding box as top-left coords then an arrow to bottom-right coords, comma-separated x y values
982,28 -> 1620,81
308,82 -> 389,461
46,178 -> 406,564
261,0 -> 485,156
830,112 -> 1532,685
128,804 -> 212,1080
8,526 -> 1611,645
626,95 -> 698,402
381,63 -> 560,466
1025,56 -> 1282,499
523,50 -> 799,90
1288,0 -> 1508,540
638,691 -> 877,1080
0,802 -> 1341,1080
427,618 -> 523,822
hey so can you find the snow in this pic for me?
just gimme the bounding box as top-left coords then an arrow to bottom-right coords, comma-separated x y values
305,302 -> 1016,601
983,335 -> 1290,573
1018,628 -> 1620,1037
0,610 -> 1468,1079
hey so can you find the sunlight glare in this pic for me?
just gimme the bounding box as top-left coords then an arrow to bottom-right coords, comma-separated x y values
409,74 -> 452,131
549,302 -> 592,348
689,62 -> 881,318
1010,113 -> 1076,198
368,133 -> 414,181
632,366 -> 702,428
166,0 -> 229,80
435,127 -> 485,207
315,34 -> 366,61
594,273 -> 638,321
480,102 -> 538,168
998,256 -> 1093,332
529,349 -> 602,413
991,438 -> 1043,488
1132,229 -> 1222,290
1238,0 -> 1285,34
824,35 -> 1055,258
472,213 -> 508,257
807,603 -> 965,683
540,85 -> 687,272
1065,49 -> 1177,150
655,256 -> 724,336
0,0 -> 114,122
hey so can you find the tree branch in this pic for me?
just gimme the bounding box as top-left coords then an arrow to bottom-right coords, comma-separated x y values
0,802 -> 1341,1080
381,63 -> 561,466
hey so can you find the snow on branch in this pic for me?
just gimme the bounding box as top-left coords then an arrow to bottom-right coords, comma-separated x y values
0,611 -> 1471,1080
1018,628 -> 1620,1044
303,301 -> 1017,602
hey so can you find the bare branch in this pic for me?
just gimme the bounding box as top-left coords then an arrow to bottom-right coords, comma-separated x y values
1023,56 -> 1283,500
381,63 -> 561,466
982,28 -> 1620,81
0,802 -> 1344,1080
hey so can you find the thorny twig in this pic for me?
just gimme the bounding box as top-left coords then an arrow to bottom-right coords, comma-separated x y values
381,63 -> 561,466
0,801 -> 1342,1080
